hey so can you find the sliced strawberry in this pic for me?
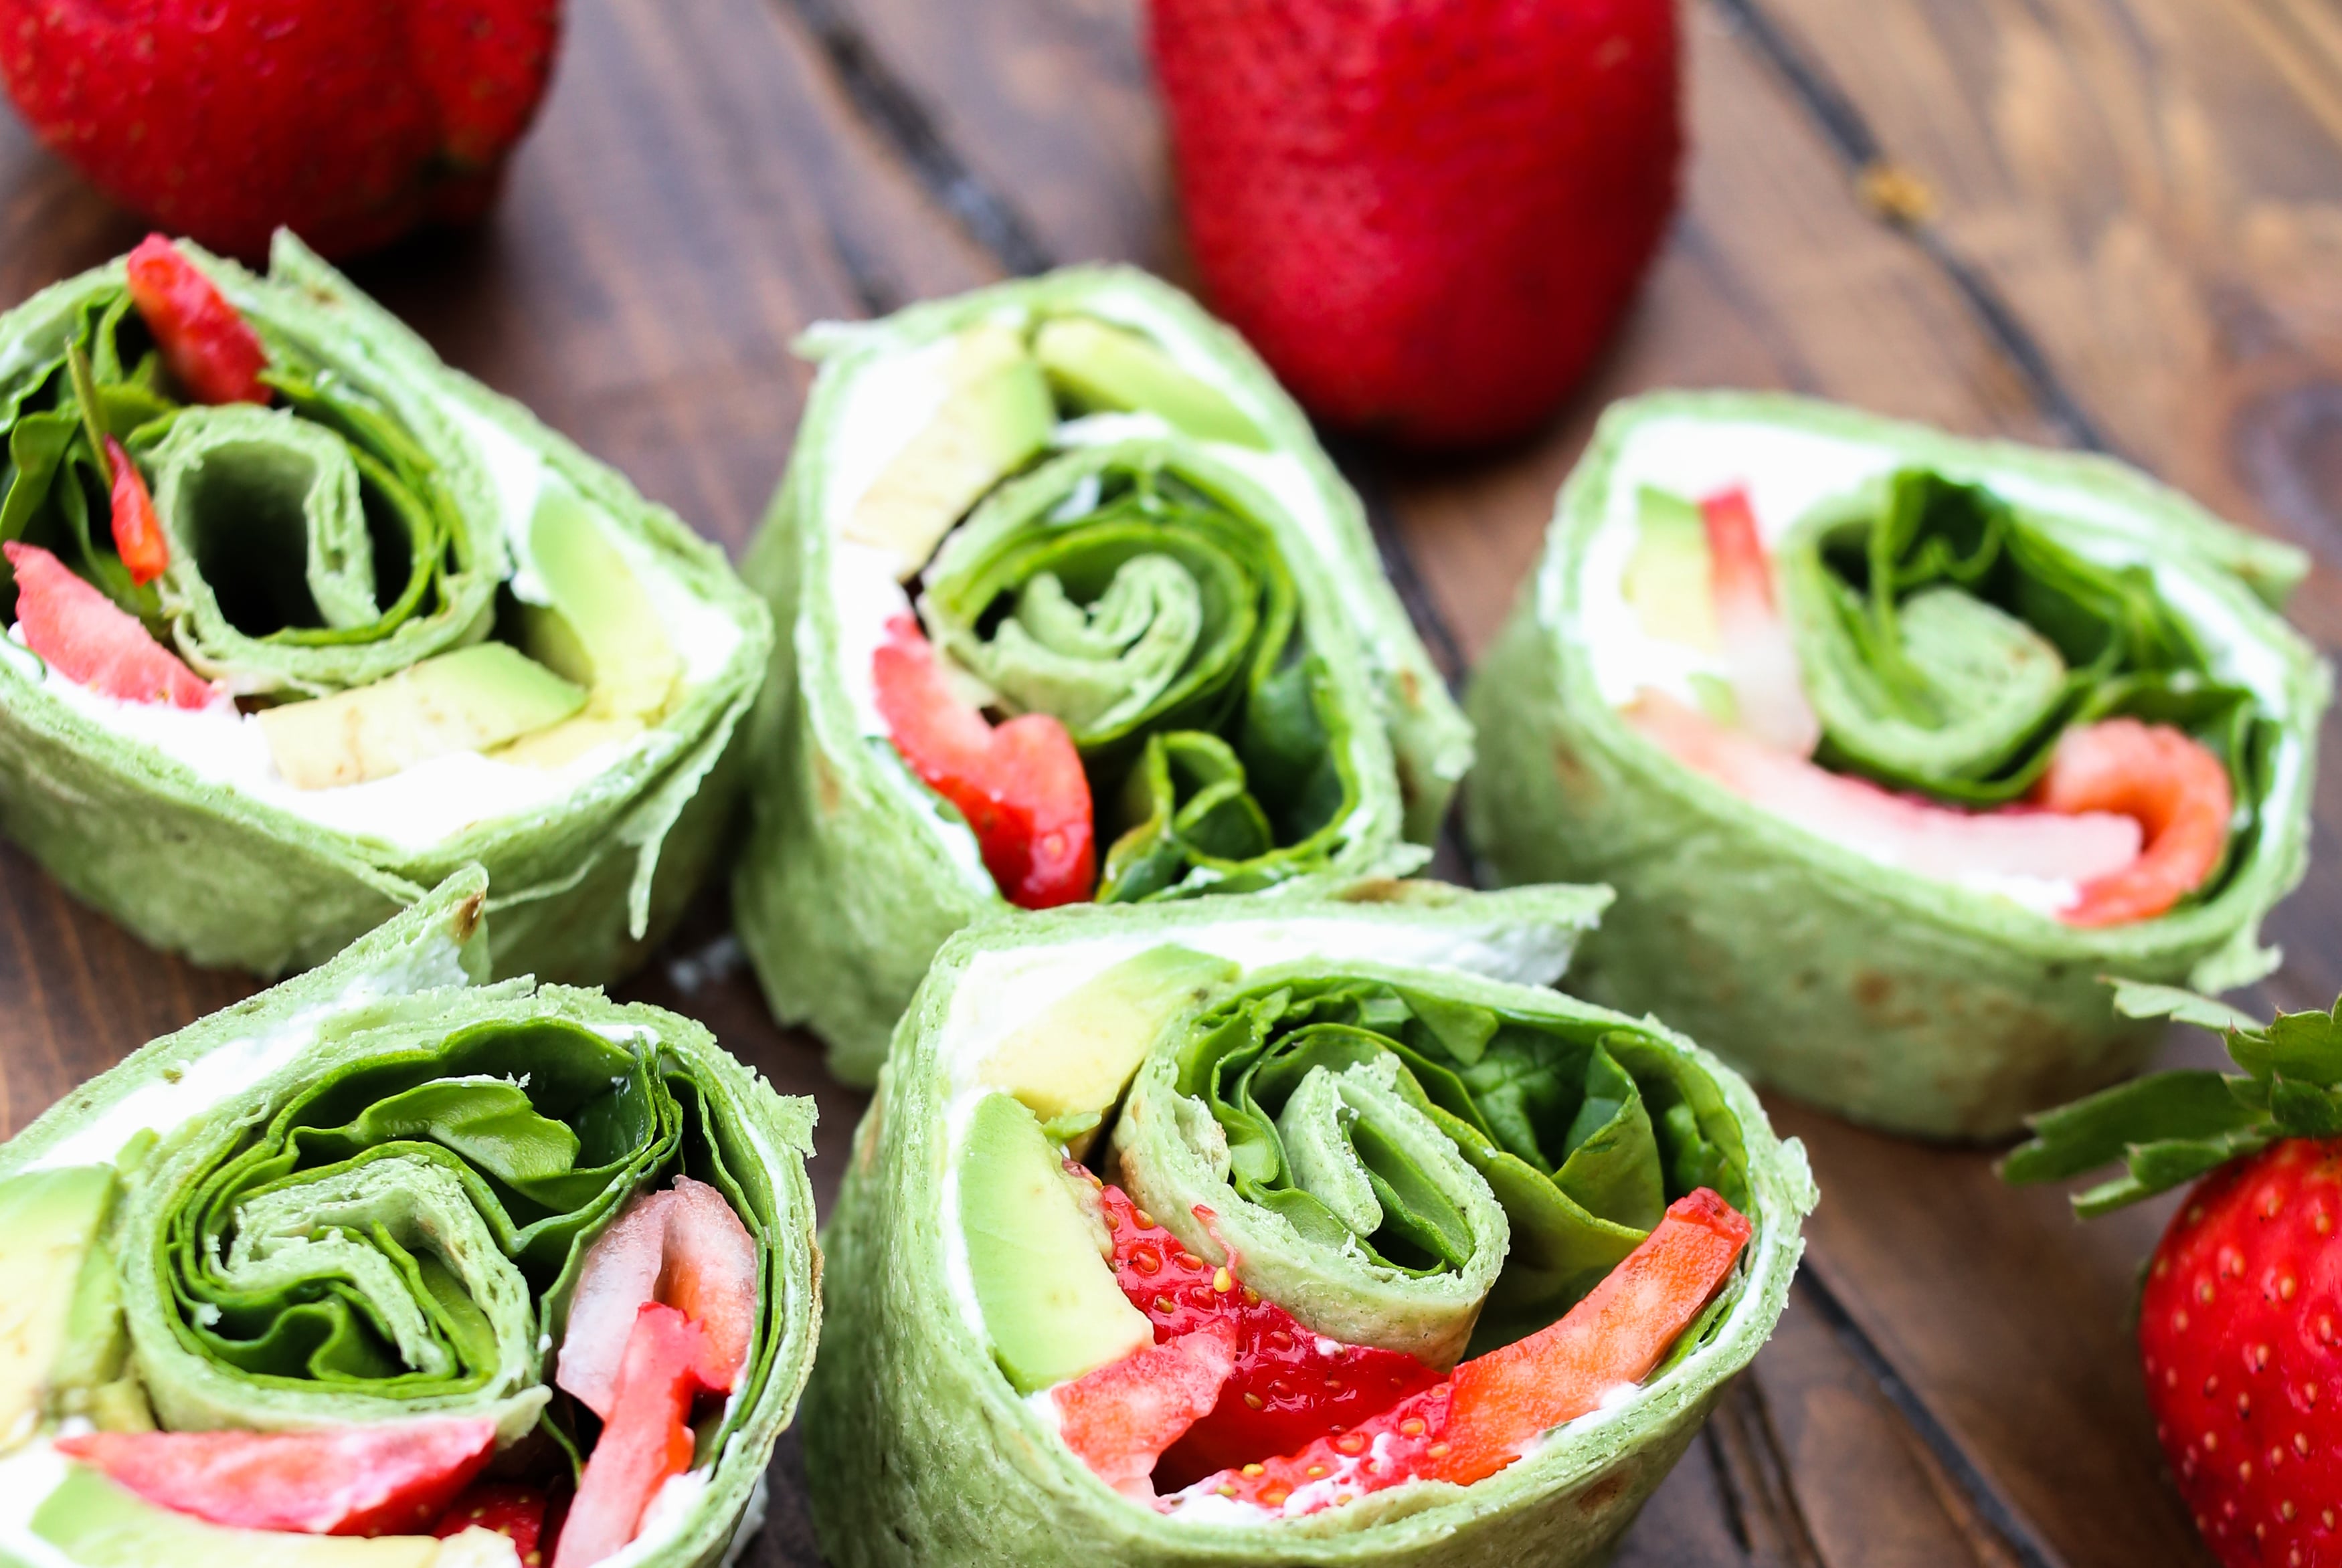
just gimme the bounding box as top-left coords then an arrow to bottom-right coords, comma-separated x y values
5,541 -> 223,710
433,1482 -> 549,1568
1089,1173 -> 1441,1487
1053,1320 -> 1239,1500
1176,1189 -> 1750,1515
103,435 -> 168,585
556,1177 -> 758,1422
55,1417 -> 495,1537
1700,487 -> 1819,756
122,235 -> 272,407
2032,718 -> 2232,926
1627,690 -> 2142,887
551,1304 -> 712,1568
873,615 -> 1095,908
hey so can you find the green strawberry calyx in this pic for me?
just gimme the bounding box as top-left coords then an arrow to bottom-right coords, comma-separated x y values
2001,981 -> 2342,1216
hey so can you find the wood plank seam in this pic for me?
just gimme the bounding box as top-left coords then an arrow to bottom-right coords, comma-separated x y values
1795,1270 -> 2070,1568
769,0 -> 1058,276
1704,0 -> 2119,454
1702,1378 -> 1829,1565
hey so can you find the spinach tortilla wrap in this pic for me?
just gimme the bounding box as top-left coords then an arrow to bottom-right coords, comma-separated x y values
732,269 -> 1472,1084
805,881 -> 1813,1567
1466,391 -> 2329,1139
0,868 -> 820,1568
0,233 -> 771,985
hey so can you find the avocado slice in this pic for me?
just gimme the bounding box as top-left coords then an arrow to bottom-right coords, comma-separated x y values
0,1166 -> 116,1452
518,484 -> 682,724
845,326 -> 1054,580
31,1465 -> 445,1568
259,644 -> 588,790
974,947 -> 1237,1160
1033,316 -> 1267,449
1624,486 -> 1718,652
958,1093 -> 1151,1395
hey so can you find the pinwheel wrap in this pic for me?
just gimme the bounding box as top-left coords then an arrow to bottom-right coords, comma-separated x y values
0,233 -> 771,984
0,869 -> 820,1568
733,268 -> 1471,1084
1466,391 -> 2329,1139
804,883 -> 1813,1568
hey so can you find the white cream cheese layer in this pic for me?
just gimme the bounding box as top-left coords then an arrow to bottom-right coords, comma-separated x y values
1575,414 -> 2297,916
9,406 -> 743,856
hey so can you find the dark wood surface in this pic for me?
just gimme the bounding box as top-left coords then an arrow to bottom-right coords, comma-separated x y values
3,1 -> 2339,1562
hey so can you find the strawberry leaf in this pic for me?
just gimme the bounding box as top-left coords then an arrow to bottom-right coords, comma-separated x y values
2004,985 -> 2342,1213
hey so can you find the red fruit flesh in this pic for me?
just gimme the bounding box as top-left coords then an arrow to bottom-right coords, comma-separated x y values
2032,718 -> 2233,926
1627,690 -> 2142,886
1698,487 -> 1819,757
1053,1321 -> 1240,1500
5,541 -> 223,710
872,615 -> 1095,908
1090,1175 -> 1441,1487
55,1417 -> 496,1537
551,1304 -> 712,1568
0,3 -> 560,260
104,435 -> 169,586
1150,0 -> 1678,447
433,1482 -> 550,1567
124,236 -> 271,407
1178,1189 -> 1750,1515
556,1177 -> 759,1422
2139,1140 -> 2342,1568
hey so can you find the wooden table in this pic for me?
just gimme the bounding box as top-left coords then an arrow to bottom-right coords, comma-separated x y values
3,1 -> 2337,1562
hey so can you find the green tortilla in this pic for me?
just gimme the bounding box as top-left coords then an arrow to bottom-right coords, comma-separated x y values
732,269 -> 1471,1084
0,868 -> 820,1568
0,233 -> 771,985
804,881 -> 1813,1567
1465,391 -> 2329,1138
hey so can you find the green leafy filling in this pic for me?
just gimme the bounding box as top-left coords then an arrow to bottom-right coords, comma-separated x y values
1174,976 -> 1751,1351
921,444 -> 1360,903
1778,468 -> 2276,906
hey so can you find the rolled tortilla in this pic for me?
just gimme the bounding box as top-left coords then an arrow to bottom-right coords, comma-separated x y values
732,269 -> 1472,1084
0,233 -> 772,985
0,868 -> 820,1568
804,881 -> 1813,1566
1465,391 -> 2330,1138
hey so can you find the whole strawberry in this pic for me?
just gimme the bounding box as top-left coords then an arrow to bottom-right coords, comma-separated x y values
2005,985 -> 2342,1567
1147,0 -> 1680,448
0,0 -> 562,260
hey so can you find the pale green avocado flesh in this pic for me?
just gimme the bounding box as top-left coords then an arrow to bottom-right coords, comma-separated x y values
0,1165 -> 114,1450
844,326 -> 1054,579
1622,486 -> 1715,652
521,484 -> 681,723
31,1466 -> 443,1568
972,946 -> 1237,1158
958,1093 -> 1150,1395
1032,316 -> 1267,449
257,643 -> 588,789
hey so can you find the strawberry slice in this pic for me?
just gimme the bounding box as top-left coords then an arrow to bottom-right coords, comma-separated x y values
6,541 -> 224,710
1053,1320 -> 1239,1500
1627,690 -> 2143,888
123,235 -> 272,407
102,435 -> 169,585
2031,718 -> 2232,926
55,1417 -> 496,1536
1700,487 -> 1819,757
551,1304 -> 713,1568
1174,1189 -> 1751,1516
433,1483 -> 549,1567
1088,1171 -> 1442,1487
873,615 -> 1095,909
556,1177 -> 758,1422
